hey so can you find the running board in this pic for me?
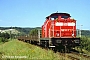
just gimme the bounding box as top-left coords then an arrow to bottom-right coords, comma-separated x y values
49,46 -> 55,47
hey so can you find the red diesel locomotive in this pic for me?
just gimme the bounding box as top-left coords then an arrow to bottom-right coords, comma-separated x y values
41,12 -> 80,48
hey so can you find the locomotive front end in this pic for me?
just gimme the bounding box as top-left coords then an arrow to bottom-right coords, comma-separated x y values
41,12 -> 80,48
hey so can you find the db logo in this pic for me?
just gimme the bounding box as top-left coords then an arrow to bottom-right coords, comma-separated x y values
63,23 -> 68,26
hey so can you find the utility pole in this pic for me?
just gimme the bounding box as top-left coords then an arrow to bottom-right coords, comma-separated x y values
79,25 -> 83,37
77,29 -> 79,37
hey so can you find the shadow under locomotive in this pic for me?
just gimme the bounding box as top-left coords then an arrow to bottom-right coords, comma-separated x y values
40,37 -> 80,51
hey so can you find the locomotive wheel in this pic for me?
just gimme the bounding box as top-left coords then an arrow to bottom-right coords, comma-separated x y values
64,46 -> 70,53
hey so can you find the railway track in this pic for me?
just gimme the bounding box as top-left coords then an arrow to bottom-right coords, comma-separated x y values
60,49 -> 90,60
58,51 -> 90,60
50,48 -> 90,60
69,51 -> 90,60
59,53 -> 79,60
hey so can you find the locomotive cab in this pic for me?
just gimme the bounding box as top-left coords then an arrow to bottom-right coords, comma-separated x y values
50,13 -> 71,20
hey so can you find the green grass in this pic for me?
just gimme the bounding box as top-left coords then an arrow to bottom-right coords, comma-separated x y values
88,37 -> 90,41
0,39 -> 68,60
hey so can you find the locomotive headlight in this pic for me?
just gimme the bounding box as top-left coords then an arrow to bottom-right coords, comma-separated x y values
56,32 -> 60,37
74,40 -> 79,43
56,33 -> 59,36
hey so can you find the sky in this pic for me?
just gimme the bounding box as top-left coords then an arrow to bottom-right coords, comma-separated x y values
0,0 -> 90,30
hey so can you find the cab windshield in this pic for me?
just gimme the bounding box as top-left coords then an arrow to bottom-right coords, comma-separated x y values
61,16 -> 69,19
51,16 -> 58,20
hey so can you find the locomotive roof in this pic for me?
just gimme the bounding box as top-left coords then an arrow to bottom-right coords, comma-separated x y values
50,13 -> 71,17
46,13 -> 71,19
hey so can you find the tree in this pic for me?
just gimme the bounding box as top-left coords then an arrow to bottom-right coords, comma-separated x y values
30,29 -> 38,36
80,36 -> 90,51
0,33 -> 10,43
4,33 -> 10,39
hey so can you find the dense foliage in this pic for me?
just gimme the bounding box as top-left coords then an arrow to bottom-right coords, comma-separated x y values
81,30 -> 90,37
80,36 -> 90,52
29,29 -> 38,36
0,33 -> 10,42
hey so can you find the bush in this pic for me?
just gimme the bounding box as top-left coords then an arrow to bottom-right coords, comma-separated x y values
0,33 -> 10,39
0,33 -> 10,43
80,36 -> 90,51
0,37 -> 8,43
